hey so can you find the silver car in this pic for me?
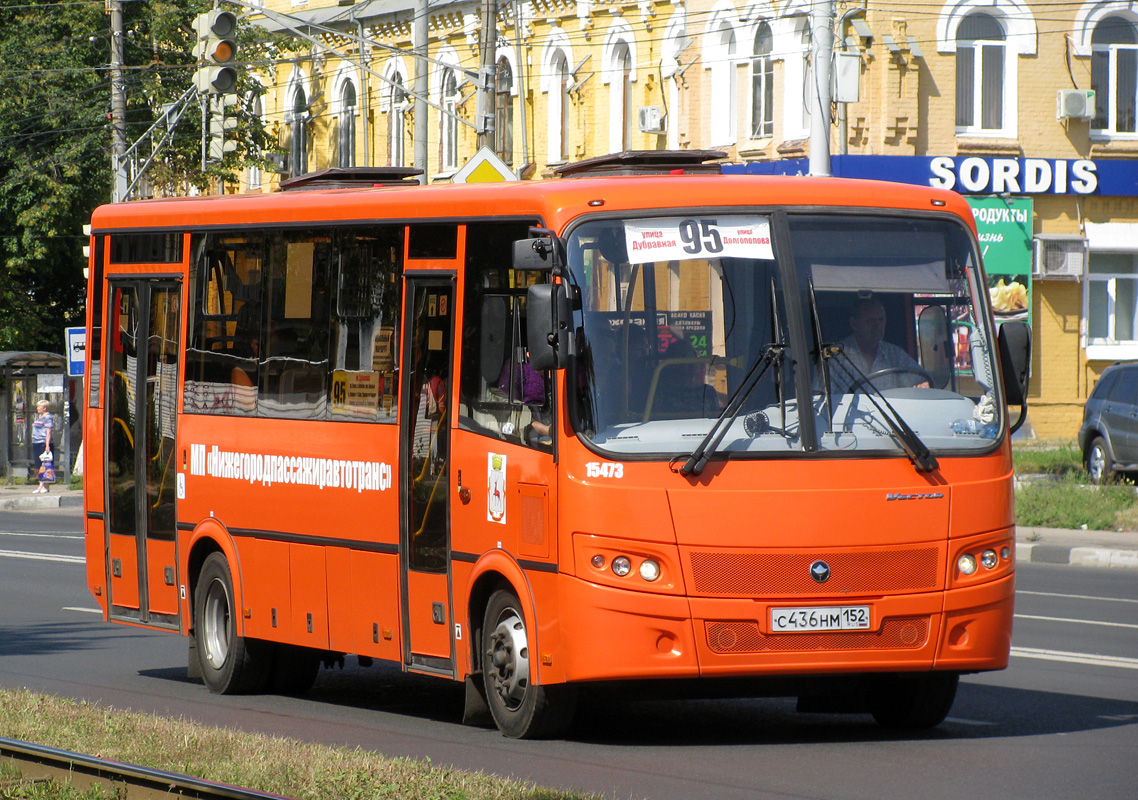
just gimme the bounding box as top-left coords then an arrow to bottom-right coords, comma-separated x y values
1079,361 -> 1138,483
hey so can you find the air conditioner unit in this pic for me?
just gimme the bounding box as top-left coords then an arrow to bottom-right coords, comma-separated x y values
1033,235 -> 1088,279
638,106 -> 666,134
1057,89 -> 1096,121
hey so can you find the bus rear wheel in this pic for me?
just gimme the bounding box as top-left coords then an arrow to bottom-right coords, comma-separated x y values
867,672 -> 958,729
481,589 -> 576,739
194,552 -> 272,694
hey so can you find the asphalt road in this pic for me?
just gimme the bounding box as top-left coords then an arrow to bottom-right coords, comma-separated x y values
2,507 -> 1137,800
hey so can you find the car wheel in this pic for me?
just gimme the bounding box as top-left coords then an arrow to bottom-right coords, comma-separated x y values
1086,436 -> 1116,484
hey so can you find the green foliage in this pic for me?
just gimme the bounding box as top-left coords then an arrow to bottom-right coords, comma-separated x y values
1015,472 -> 1137,530
0,1 -> 276,353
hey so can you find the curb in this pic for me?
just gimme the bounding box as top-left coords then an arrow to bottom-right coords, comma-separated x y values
1017,542 -> 1138,569
0,494 -> 82,511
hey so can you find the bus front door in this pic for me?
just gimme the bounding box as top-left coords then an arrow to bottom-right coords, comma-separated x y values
104,279 -> 181,629
399,279 -> 455,674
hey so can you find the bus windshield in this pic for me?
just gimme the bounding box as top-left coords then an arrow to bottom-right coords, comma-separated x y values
568,212 -> 1002,459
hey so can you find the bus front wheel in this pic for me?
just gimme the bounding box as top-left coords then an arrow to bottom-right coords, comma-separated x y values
867,672 -> 958,729
481,589 -> 576,739
194,552 -> 272,694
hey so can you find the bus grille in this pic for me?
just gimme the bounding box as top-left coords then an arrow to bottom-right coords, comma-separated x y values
705,616 -> 929,653
688,548 -> 939,596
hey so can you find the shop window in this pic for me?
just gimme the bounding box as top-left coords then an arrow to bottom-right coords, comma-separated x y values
1092,16 -> 1138,136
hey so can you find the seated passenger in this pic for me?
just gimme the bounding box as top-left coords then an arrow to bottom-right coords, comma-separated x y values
826,298 -> 927,395
652,338 -> 722,418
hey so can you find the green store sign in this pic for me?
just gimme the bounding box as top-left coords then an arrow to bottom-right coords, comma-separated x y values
966,196 -> 1033,323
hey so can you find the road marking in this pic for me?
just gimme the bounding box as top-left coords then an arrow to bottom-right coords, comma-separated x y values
63,607 -> 103,615
1011,647 -> 1138,670
0,548 -> 84,564
1014,613 -> 1138,630
944,717 -> 997,727
1018,589 -> 1138,605
0,531 -> 82,538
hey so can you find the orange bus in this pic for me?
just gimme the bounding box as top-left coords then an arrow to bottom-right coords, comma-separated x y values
83,152 -> 1030,739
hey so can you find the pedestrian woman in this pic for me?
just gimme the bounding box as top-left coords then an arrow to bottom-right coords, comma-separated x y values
32,399 -> 54,493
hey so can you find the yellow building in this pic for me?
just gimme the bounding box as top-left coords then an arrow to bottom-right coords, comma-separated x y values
248,0 -> 1138,440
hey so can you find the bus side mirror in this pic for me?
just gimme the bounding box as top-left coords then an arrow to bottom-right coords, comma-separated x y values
999,321 -> 1031,406
513,236 -> 558,272
527,283 -> 572,371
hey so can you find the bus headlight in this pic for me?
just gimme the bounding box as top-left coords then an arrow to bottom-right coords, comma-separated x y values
611,556 -> 632,577
980,549 -> 999,570
958,553 -> 978,575
639,559 -> 661,582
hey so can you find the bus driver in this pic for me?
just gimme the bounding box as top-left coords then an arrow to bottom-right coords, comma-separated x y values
827,298 -> 928,395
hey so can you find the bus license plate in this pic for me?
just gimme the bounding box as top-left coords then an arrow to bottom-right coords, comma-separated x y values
770,605 -> 871,633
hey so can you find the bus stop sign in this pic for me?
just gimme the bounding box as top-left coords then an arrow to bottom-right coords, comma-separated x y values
66,327 -> 86,376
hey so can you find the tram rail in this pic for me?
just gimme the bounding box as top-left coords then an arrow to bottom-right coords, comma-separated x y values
0,736 -> 295,800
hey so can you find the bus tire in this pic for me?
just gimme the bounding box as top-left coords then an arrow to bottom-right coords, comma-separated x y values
482,589 -> 576,739
193,552 -> 271,695
269,645 -> 321,696
867,672 -> 958,729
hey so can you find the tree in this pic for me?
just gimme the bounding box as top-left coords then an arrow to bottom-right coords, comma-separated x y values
0,1 -> 276,352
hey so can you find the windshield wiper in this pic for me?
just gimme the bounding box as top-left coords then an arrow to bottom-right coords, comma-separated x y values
822,344 -> 939,473
679,343 -> 785,476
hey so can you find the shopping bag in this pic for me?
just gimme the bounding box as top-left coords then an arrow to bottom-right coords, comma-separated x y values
36,459 -> 55,483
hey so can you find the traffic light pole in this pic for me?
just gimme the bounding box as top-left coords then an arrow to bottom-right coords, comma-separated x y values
109,0 -> 129,202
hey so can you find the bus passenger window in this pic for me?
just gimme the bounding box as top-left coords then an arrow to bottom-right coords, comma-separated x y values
330,227 -> 404,423
184,233 -> 265,417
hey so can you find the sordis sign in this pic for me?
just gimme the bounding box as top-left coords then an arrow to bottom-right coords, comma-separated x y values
929,157 -> 1097,195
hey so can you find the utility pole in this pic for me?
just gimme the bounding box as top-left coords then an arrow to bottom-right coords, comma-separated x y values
808,0 -> 835,177
108,0 -> 129,202
476,0 -> 497,150
413,0 -> 428,181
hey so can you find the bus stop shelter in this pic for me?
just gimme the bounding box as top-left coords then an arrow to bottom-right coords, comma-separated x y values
0,351 -> 72,484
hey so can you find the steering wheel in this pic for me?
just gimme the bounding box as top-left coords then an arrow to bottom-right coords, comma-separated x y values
847,366 -> 934,394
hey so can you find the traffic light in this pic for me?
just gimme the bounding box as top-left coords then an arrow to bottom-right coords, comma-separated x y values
208,97 -> 238,162
193,10 -> 238,95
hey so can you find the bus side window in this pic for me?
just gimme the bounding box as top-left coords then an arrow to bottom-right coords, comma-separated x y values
184,233 -> 265,416
329,226 -> 403,423
459,223 -> 551,450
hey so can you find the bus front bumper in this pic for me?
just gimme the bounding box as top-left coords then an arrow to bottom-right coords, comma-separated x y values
555,573 -> 1014,683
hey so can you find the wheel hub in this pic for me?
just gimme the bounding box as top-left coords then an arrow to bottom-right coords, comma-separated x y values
487,613 -> 529,708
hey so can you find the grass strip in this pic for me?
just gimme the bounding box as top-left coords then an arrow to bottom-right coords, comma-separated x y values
0,690 -> 596,800
1015,472 -> 1138,530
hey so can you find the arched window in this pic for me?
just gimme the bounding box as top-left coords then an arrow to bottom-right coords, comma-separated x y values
550,50 -> 571,162
1092,15 -> 1138,134
440,68 -> 459,171
338,80 -> 357,169
495,58 -> 514,165
751,22 -> 773,139
612,42 -> 632,151
389,74 -> 406,167
707,22 -> 737,145
956,12 -> 1006,131
289,86 -> 308,177
247,92 -> 263,190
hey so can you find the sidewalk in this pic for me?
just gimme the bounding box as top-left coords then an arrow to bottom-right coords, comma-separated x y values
1016,525 -> 1138,569
1,482 -> 83,511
